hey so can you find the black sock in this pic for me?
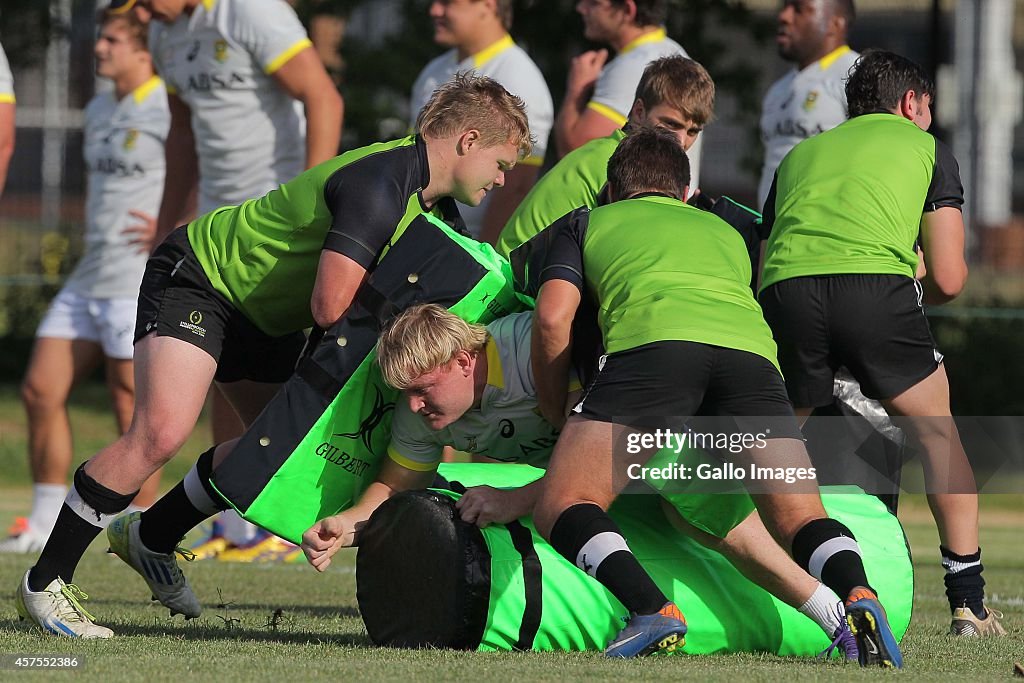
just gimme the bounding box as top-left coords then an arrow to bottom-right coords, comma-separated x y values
549,503 -> 667,616
941,546 -> 986,618
29,464 -> 137,591
792,518 -> 873,600
139,448 -> 226,554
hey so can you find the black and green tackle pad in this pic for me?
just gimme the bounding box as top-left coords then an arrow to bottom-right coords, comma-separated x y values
210,214 -> 525,542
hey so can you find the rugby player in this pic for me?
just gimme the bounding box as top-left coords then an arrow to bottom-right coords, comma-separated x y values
301,304 -> 858,660
15,74 -> 531,638
410,0 -> 553,243
759,49 -> 1005,638
530,128 -> 901,664
140,0 -> 344,558
497,54 -> 710,257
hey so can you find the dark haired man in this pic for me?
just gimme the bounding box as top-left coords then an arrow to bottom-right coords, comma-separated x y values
759,49 -> 1005,638
532,127 -> 902,664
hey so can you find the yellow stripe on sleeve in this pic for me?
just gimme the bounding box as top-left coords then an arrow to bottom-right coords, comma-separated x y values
586,101 -> 628,126
387,447 -> 442,473
265,38 -> 313,75
0,94 -> 15,104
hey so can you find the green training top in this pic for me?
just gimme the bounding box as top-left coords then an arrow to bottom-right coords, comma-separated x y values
541,195 -> 779,366
187,135 -> 457,336
495,129 -> 626,257
760,113 -> 964,290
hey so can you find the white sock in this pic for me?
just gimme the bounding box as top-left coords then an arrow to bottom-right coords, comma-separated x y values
798,582 -> 844,637
27,483 -> 68,537
218,510 -> 262,545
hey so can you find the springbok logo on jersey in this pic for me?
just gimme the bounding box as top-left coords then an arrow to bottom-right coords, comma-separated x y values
214,39 -> 229,63
123,129 -> 138,151
802,91 -> 819,112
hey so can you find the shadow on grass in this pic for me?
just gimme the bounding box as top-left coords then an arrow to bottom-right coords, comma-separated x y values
0,616 -> 373,647
110,621 -> 373,646
83,597 -> 362,620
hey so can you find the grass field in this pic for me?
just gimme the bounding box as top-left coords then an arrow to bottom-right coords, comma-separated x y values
0,383 -> 1021,681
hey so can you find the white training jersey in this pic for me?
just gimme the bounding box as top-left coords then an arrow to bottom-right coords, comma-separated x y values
758,45 -> 859,208
410,34 -> 554,236
388,311 -> 570,472
65,77 -> 169,298
0,42 -> 14,103
587,28 -> 701,190
150,0 -> 311,214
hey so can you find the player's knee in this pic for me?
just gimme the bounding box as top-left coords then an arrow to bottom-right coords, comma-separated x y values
126,419 -> 190,466
20,376 -> 66,414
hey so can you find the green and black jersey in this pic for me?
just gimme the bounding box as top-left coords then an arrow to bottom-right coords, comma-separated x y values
540,194 -> 778,367
187,135 -> 460,337
496,129 -> 625,258
760,114 -> 964,290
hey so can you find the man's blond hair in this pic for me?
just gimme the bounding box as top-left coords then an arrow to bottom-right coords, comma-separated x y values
634,56 -> 715,127
416,72 -> 533,160
377,304 -> 489,390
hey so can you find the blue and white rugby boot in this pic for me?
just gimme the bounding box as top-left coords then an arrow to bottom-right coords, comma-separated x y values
16,570 -> 112,638
845,588 -> 903,668
107,511 -> 200,618
605,602 -> 687,657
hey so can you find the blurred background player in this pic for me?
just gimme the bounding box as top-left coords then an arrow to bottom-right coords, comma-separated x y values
758,0 -> 858,208
759,49 -> 1005,638
1,7 -> 168,554
554,0 -> 701,191
410,0 -> 552,245
0,39 -> 14,198
139,0 -> 344,561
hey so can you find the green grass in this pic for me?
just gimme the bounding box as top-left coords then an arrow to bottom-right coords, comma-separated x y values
0,383 -> 1021,681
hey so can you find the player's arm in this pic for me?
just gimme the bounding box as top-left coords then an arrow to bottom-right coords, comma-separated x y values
756,174 -> 779,292
155,93 -> 198,246
269,46 -> 343,168
918,140 -> 968,305
532,210 -> 588,427
554,49 -> 617,157
0,99 -> 14,197
310,250 -> 367,328
314,165 -> 406,327
533,280 -> 581,428
301,458 -> 435,570
919,206 -> 967,305
479,164 -> 541,246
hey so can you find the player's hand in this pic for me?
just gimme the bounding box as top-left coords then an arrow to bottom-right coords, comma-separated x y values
566,49 -> 608,96
301,515 -> 354,572
456,486 -> 527,528
122,210 -> 158,254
